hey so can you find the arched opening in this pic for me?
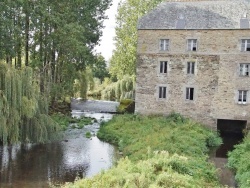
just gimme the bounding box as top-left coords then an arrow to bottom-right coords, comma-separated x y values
216,119 -> 246,158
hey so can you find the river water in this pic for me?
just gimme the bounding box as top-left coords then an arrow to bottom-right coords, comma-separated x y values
209,132 -> 243,188
0,111 -> 117,188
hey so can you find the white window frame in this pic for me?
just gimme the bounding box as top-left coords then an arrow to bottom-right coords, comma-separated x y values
159,61 -> 168,74
187,62 -> 195,74
186,87 -> 194,100
241,39 -> 250,51
158,86 -> 167,99
187,39 -> 197,51
238,90 -> 248,104
159,39 -> 169,51
239,63 -> 250,76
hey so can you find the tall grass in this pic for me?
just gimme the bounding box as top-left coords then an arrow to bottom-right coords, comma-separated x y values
98,113 -> 221,160
61,113 -> 222,188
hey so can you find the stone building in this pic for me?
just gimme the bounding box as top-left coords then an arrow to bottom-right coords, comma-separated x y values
135,0 -> 250,130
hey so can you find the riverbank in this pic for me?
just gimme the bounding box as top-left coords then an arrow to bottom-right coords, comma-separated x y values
62,113 -> 223,187
0,111 -> 118,188
228,132 -> 250,188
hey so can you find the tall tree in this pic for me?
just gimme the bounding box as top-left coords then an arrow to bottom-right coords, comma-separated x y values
109,0 -> 164,79
92,54 -> 110,82
0,0 -> 111,101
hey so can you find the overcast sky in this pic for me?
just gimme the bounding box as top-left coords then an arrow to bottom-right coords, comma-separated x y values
95,0 -> 119,61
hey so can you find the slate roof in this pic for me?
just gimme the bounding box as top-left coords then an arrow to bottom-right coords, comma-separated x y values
138,0 -> 250,30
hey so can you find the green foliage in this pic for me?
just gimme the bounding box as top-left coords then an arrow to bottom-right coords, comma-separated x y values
100,75 -> 135,101
98,114 -> 222,160
92,54 -> 110,82
62,151 -> 221,188
51,113 -> 93,131
109,0 -> 164,78
0,62 -> 60,144
85,131 -> 92,138
0,0 -> 112,103
227,132 -> 250,188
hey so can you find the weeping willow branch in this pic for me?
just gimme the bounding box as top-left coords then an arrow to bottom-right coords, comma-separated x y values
0,62 -> 60,145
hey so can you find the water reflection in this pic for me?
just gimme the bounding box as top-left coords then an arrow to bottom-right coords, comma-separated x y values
0,113 -> 117,188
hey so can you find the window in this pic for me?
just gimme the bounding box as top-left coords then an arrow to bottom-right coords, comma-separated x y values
238,90 -> 247,104
159,86 -> 167,99
160,39 -> 169,51
241,39 -> 250,51
187,39 -> 197,51
187,62 -> 195,74
186,87 -> 194,100
240,63 -> 250,76
160,61 -> 168,73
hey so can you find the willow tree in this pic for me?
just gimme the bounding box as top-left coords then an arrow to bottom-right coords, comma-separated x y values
109,0 -> 165,79
0,62 -> 60,145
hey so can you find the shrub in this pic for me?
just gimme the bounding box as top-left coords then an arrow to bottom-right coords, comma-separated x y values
61,151 -> 221,188
228,132 -> 250,188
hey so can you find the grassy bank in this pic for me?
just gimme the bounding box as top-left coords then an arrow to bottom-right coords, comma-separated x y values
228,132 -> 250,188
62,113 -> 222,188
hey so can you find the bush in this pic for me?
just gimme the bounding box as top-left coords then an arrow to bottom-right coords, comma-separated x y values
228,132 -> 250,188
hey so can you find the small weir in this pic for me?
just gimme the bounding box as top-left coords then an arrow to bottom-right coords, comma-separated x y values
209,119 -> 246,188
0,100 -> 119,188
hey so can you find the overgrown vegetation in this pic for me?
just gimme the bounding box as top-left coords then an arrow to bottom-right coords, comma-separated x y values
98,113 -> 221,160
62,151 -> 220,188
0,62 -> 60,144
51,113 -> 93,131
228,132 -> 250,188
62,113 -> 222,187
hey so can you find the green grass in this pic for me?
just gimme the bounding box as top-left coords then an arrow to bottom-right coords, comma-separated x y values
50,113 -> 93,131
60,113 -> 223,188
97,113 -> 221,160
228,132 -> 250,188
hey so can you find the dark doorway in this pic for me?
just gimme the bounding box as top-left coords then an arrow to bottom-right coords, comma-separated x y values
216,119 -> 246,158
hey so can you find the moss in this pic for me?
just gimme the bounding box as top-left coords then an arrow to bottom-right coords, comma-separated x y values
117,99 -> 135,113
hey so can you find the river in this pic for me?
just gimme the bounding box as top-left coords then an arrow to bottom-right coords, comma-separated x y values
0,109 -> 118,188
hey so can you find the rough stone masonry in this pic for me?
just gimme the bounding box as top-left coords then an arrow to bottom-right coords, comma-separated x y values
135,0 -> 250,129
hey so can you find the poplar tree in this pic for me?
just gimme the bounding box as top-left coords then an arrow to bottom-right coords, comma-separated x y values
0,0 -> 111,144
109,0 -> 164,79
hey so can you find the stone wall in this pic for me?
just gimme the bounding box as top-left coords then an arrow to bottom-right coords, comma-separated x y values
136,29 -> 250,128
